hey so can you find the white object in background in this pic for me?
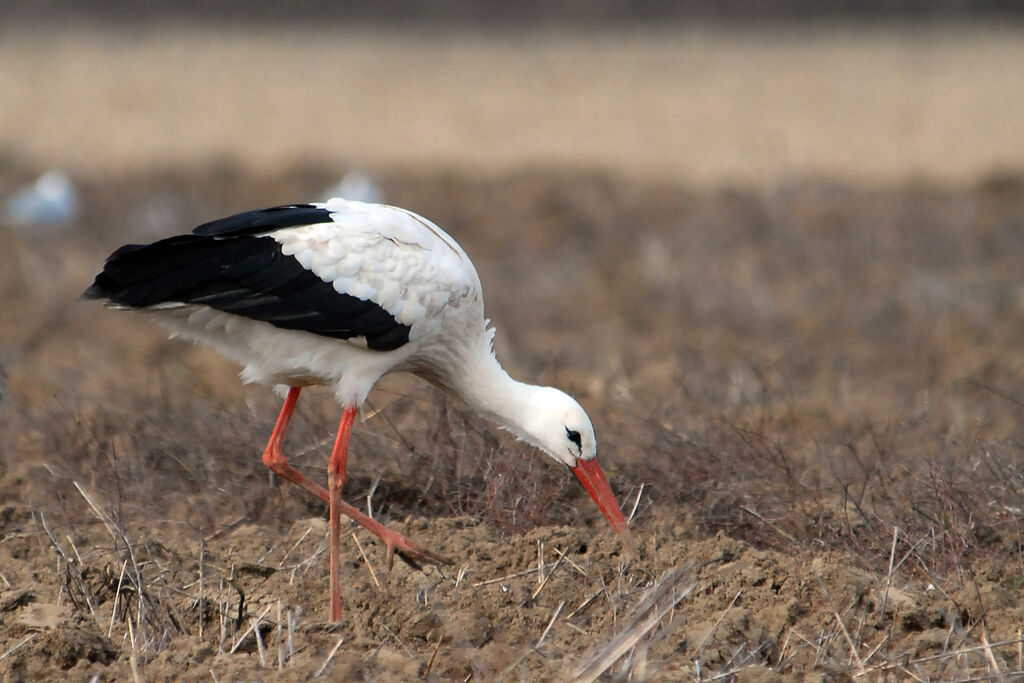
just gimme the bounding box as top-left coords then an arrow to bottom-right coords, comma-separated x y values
6,169 -> 79,227
321,169 -> 384,205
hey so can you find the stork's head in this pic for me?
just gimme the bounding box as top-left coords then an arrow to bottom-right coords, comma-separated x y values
521,387 -> 629,534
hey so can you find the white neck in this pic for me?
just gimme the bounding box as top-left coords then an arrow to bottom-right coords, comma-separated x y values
441,334 -> 542,440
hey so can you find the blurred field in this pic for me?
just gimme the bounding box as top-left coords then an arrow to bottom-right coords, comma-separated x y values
2,23 -> 1024,185
2,21 -> 1024,682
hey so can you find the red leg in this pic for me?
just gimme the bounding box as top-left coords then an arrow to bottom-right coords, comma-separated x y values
261,387 -> 329,502
327,406 -> 357,621
260,388 -> 451,622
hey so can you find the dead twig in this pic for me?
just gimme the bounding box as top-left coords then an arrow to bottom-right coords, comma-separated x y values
979,629 -> 1004,681
226,564 -> 245,632
423,636 -> 445,678
287,608 -> 297,664
550,545 -> 589,578
574,565 -> 696,682
198,539 -> 206,640
453,565 -> 470,590
537,540 -> 545,586
531,549 -> 566,601
37,511 -> 99,623
276,523 -> 318,572
692,589 -> 743,655
472,562 -> 559,587
855,637 -> 1024,677
277,600 -> 284,671
536,601 -> 566,648
567,589 -> 604,620
352,532 -> 381,589
879,525 -> 899,618
739,505 -> 796,544
252,615 -> 268,668
127,618 -> 142,683
230,604 -> 274,654
627,483 -> 645,525
315,634 -> 346,678
204,516 -> 249,544
71,482 -> 148,639
366,476 -> 381,519
108,559 -> 128,639
0,634 -> 37,663
816,575 -> 866,676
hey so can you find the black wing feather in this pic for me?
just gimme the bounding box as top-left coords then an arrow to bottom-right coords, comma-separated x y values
193,204 -> 333,237
83,206 -> 411,351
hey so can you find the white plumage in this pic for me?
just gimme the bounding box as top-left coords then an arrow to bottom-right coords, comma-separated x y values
150,201 -> 485,405
85,197 -> 628,622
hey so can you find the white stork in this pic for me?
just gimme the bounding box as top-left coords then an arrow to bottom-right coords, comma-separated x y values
84,198 -> 629,621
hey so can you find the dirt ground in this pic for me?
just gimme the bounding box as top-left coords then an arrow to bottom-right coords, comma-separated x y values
3,22 -> 1024,683
3,162 -> 1024,681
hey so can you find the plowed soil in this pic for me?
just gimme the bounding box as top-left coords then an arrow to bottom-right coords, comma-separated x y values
3,164 -> 1024,681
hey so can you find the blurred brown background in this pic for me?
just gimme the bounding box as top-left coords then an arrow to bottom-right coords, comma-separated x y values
2,6 -> 1024,186
3,5 -> 1024,681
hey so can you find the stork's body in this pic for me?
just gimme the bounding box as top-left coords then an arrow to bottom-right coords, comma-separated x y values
84,198 -> 628,621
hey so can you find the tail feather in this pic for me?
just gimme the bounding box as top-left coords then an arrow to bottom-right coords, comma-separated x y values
82,235 -> 240,306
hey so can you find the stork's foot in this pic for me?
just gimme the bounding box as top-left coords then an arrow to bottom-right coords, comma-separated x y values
347,510 -> 451,569
321,484 -> 451,569
377,526 -> 453,571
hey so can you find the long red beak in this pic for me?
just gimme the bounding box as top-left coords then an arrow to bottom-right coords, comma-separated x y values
571,458 -> 629,534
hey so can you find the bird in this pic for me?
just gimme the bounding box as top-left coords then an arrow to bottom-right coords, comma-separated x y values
83,197 -> 630,621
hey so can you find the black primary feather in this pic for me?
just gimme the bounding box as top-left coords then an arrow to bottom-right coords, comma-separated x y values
193,204 -> 333,237
82,206 -> 411,351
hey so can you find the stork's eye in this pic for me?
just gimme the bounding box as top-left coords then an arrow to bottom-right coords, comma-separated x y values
565,427 -> 582,450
